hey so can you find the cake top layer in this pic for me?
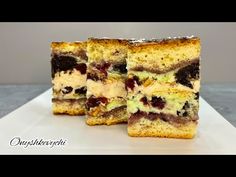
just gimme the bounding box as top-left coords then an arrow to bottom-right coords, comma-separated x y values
88,38 -> 130,45
129,36 -> 200,50
127,36 -> 201,73
87,38 -> 129,63
51,42 -> 87,56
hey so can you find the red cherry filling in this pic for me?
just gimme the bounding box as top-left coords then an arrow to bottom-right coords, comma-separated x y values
125,78 -> 135,90
151,96 -> 166,109
140,97 -> 148,105
94,61 -> 111,76
85,96 -> 108,110
75,63 -> 87,74
87,72 -> 100,81
125,76 -> 140,90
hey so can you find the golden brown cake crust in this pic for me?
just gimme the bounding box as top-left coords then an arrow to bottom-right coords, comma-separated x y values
87,38 -> 130,46
51,42 -> 87,59
86,116 -> 127,126
128,118 -> 197,139
129,36 -> 200,50
52,98 -> 86,116
53,110 -> 85,116
127,36 -> 201,73
51,42 -> 87,50
87,38 -> 129,63
86,107 -> 128,125
130,57 -> 199,74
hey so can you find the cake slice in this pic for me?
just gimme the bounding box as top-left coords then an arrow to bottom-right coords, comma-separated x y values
126,37 -> 201,138
51,42 -> 87,115
86,38 -> 129,125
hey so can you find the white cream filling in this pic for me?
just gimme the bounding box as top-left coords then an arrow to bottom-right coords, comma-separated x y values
52,69 -> 86,90
87,79 -> 126,98
52,69 -> 86,99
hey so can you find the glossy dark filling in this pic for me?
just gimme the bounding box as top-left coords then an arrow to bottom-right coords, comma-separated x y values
62,86 -> 73,94
51,55 -> 77,78
195,92 -> 199,100
75,87 -> 87,95
75,63 -> 87,75
140,96 -> 166,109
51,55 -> 87,78
112,63 -> 127,74
177,101 -> 190,117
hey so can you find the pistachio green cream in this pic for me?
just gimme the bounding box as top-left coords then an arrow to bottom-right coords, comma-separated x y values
127,92 -> 199,117
106,99 -> 126,111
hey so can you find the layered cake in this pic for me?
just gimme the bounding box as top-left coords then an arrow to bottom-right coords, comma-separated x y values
51,42 -> 87,115
126,37 -> 201,138
86,38 -> 129,125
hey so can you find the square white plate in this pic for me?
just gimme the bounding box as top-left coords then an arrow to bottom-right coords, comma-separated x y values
0,89 -> 236,154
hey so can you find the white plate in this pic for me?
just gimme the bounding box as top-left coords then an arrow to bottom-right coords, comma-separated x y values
0,89 -> 236,154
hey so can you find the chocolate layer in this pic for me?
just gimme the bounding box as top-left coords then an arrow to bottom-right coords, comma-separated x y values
130,58 -> 199,74
129,110 -> 198,126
